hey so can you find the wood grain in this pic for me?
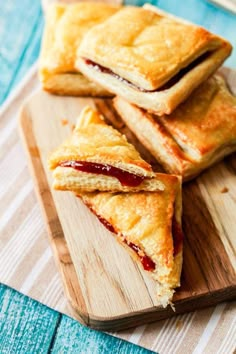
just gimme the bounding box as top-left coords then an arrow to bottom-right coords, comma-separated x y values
18,69 -> 236,331
0,285 -> 152,354
0,284 -> 59,353
51,315 -> 154,354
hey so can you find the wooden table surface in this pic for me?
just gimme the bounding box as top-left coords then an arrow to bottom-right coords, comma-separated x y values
0,0 -> 235,352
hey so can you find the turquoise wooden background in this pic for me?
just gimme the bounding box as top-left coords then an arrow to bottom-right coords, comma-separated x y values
0,1 -> 43,104
0,0 -> 235,352
0,286 -> 154,353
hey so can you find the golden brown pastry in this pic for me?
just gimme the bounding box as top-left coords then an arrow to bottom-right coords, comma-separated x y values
77,5 -> 232,115
49,106 -> 166,192
114,74 -> 236,181
39,2 -> 120,96
79,173 -> 183,307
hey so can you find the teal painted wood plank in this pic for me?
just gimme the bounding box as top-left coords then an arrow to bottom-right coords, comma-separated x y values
0,284 -> 60,353
0,284 -> 155,354
8,8 -> 44,93
51,315 -> 155,354
126,0 -> 236,68
0,0 -> 43,104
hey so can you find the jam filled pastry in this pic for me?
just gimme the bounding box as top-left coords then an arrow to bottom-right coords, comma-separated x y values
39,2 -> 120,96
48,106 -> 166,192
114,74 -> 236,181
79,173 -> 183,307
77,5 -> 232,115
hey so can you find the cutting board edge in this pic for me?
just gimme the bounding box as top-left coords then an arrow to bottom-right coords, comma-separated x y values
18,105 -> 91,321
18,91 -> 236,330
83,286 -> 236,330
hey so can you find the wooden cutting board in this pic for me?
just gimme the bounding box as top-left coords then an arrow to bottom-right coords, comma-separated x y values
19,68 -> 236,331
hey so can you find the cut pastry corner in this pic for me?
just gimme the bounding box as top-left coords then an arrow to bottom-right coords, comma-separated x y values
48,106 -> 169,193
79,173 -> 183,308
74,105 -> 106,129
151,179 -> 183,307
154,249 -> 183,308
156,285 -> 176,309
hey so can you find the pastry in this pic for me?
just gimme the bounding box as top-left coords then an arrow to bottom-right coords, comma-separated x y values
39,2 -> 120,96
49,106 -> 166,192
114,73 -> 236,180
77,5 -> 232,115
79,173 -> 183,307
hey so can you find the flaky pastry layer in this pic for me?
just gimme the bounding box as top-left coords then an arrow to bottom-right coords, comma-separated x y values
53,167 -> 165,193
39,2 -> 119,96
48,106 -> 168,192
77,5 -> 232,114
114,73 -> 236,180
79,173 -> 183,307
41,72 -> 113,97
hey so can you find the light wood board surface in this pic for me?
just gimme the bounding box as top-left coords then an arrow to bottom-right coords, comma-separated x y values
19,68 -> 236,331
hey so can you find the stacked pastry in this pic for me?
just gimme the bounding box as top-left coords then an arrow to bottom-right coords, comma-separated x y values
48,106 -> 183,307
40,3 -> 236,307
75,4 -> 235,181
39,2 -> 120,96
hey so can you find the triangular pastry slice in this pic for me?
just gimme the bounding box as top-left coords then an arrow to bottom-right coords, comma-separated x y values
79,173 -> 183,307
114,73 -> 236,181
39,3 -> 120,96
77,5 -> 232,115
49,106 -> 165,192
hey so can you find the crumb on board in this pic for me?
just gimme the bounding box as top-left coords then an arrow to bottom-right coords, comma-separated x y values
175,319 -> 184,330
61,119 -> 68,126
220,187 -> 229,193
71,123 -> 75,131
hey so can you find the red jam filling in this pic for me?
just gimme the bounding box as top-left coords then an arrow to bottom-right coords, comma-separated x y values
123,240 -> 156,271
89,210 -> 155,272
84,52 -> 212,92
97,214 -> 116,233
60,160 -> 145,187
172,216 -> 184,256
83,201 -> 182,271
84,59 -> 143,91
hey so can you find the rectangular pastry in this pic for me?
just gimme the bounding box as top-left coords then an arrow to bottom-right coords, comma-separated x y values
39,3 -> 120,96
49,106 -> 165,192
114,73 -> 236,180
77,5 -> 232,115
79,173 -> 183,307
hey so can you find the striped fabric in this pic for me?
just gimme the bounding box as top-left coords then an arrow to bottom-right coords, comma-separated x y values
0,64 -> 235,354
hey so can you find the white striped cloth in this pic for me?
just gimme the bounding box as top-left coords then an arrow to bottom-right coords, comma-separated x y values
0,64 -> 235,354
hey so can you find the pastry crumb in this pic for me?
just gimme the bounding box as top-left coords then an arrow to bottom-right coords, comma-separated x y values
176,319 -> 184,330
220,187 -> 229,193
71,123 -> 75,131
61,119 -> 68,126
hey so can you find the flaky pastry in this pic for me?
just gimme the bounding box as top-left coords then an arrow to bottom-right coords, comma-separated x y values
79,173 -> 183,307
39,2 -> 119,96
77,5 -> 232,115
49,106 -> 166,192
114,74 -> 236,180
